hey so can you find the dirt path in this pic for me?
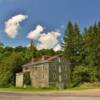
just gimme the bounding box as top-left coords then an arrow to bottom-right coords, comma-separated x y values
1,89 -> 100,97
0,90 -> 100,100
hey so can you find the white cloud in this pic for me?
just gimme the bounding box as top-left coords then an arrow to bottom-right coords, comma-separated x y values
53,43 -> 62,51
27,25 -> 62,51
27,25 -> 44,40
37,31 -> 61,50
4,14 -> 28,38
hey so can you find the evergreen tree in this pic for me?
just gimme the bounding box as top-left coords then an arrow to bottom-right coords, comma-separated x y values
30,40 -> 37,51
63,21 -> 74,60
0,42 -> 4,47
83,23 -> 100,66
63,21 -> 82,65
28,40 -> 37,58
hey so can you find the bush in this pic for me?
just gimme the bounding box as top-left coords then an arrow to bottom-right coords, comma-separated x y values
80,82 -> 100,87
72,65 -> 98,86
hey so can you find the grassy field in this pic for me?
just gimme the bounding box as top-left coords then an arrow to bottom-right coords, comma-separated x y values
0,87 -> 53,92
0,86 -> 61,92
0,85 -> 99,92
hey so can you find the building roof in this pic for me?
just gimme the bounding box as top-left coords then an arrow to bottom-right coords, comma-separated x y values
22,55 -> 61,67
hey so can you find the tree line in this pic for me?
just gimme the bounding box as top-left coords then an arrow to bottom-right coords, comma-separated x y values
64,21 -> 100,86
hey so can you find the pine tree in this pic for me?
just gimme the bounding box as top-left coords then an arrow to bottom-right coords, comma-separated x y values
83,23 -> 100,66
30,40 -> 37,51
27,40 -> 37,58
63,21 -> 82,65
63,21 -> 74,59
0,42 -> 4,47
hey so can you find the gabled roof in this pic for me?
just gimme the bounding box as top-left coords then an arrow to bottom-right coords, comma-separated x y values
22,55 -> 61,67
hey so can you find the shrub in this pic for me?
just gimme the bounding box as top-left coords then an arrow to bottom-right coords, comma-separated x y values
72,65 -> 98,86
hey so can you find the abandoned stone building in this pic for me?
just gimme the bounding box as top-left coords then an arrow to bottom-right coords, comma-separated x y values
16,55 -> 71,88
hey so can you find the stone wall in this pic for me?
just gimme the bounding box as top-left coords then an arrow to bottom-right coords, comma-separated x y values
30,63 -> 49,87
17,56 -> 71,88
49,57 -> 71,86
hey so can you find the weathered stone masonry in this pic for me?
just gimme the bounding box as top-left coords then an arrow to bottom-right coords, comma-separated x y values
16,55 -> 71,88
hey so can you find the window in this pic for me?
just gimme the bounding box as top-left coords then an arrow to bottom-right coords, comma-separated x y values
64,74 -> 67,79
42,65 -> 46,71
53,74 -> 56,79
64,66 -> 67,71
42,74 -> 45,79
54,65 -> 56,70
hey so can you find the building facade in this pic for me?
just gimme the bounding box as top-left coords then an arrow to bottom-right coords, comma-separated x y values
16,55 -> 71,88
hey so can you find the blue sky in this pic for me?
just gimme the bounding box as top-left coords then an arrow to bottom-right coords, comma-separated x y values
0,0 -> 100,47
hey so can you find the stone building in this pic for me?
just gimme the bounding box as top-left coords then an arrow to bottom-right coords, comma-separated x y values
16,55 -> 71,88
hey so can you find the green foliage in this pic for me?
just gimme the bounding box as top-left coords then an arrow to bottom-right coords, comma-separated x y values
0,43 -> 57,87
83,23 -> 100,66
0,42 -> 4,47
72,65 -> 98,86
0,52 -> 24,87
63,21 -> 83,65
63,21 -> 100,86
